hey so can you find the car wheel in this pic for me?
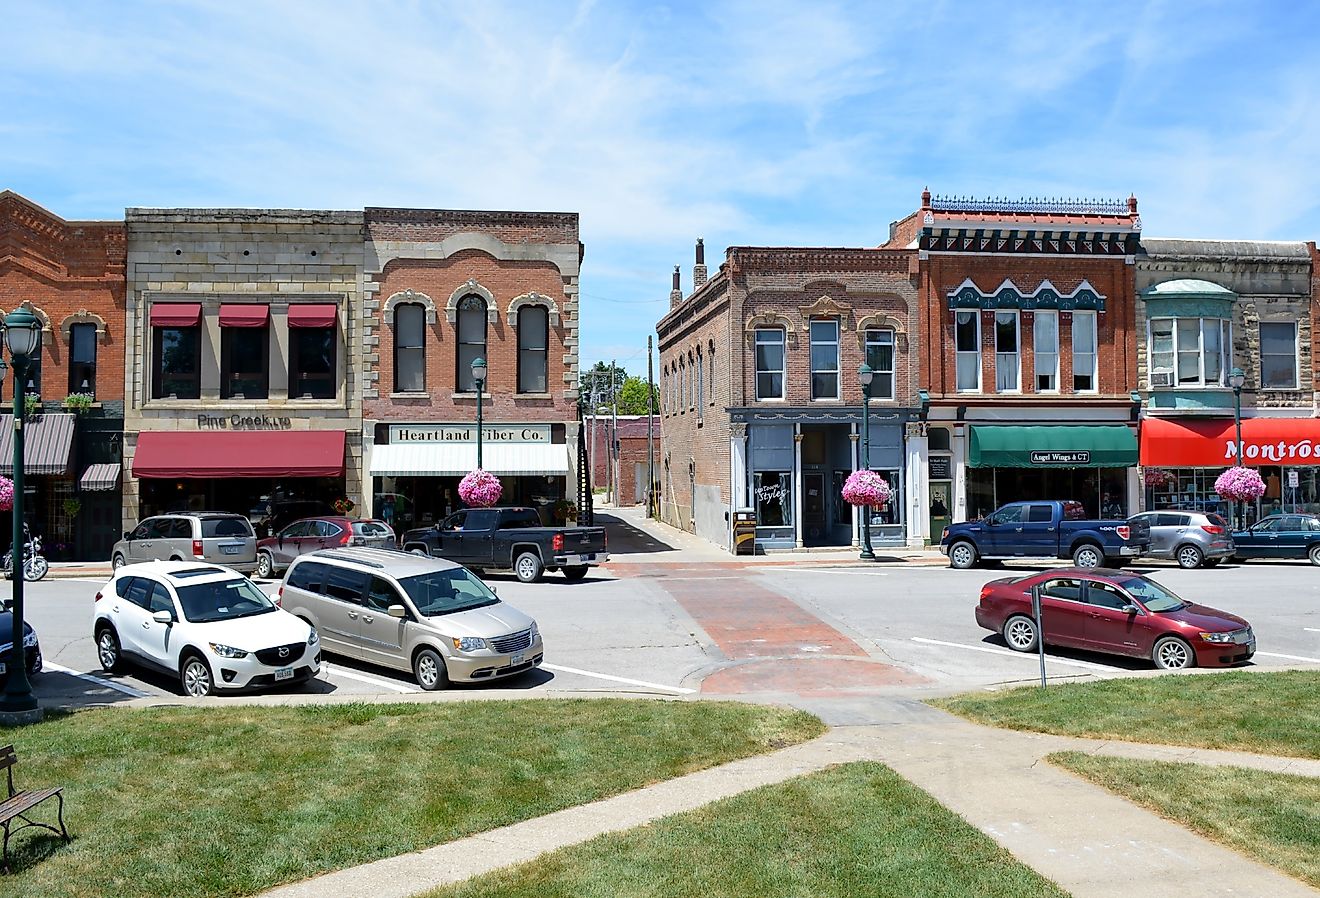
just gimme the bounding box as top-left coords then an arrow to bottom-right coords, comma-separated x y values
1309,545 -> 1320,567
1153,636 -> 1196,670
255,551 -> 275,579
1176,544 -> 1204,570
111,552 -> 127,570
1003,614 -> 1039,652
180,654 -> 215,697
948,541 -> 978,570
1072,544 -> 1103,568
514,551 -> 545,583
563,565 -> 589,581
96,626 -> 122,673
413,647 -> 449,691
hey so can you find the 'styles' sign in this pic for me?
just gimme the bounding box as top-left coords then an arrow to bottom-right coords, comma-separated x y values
1030,450 -> 1091,465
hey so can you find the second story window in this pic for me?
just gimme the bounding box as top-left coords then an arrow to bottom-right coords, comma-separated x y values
755,329 -> 784,400
1148,316 -> 1228,389
289,305 -> 337,400
151,303 -> 202,400
994,311 -> 1019,392
810,319 -> 839,399
955,310 -> 980,392
1033,311 -> 1058,392
393,303 -> 426,393
864,329 -> 895,400
1072,311 -> 1098,392
1260,322 -> 1298,389
69,322 -> 97,397
220,304 -> 270,400
696,351 -> 704,423
517,306 -> 549,393
456,295 -> 487,393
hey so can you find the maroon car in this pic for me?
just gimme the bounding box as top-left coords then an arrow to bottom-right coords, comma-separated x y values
975,568 -> 1255,670
255,517 -> 396,579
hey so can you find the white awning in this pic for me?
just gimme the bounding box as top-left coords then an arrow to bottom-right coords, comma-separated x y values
369,443 -> 571,477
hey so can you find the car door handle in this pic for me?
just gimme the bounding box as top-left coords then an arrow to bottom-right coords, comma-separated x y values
347,611 -> 359,620
142,621 -> 152,629
362,615 -> 374,624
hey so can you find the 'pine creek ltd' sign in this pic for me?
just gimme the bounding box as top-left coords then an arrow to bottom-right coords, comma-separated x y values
198,414 -> 292,430
389,425 -> 552,444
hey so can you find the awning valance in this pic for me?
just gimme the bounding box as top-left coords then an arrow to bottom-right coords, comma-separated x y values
79,463 -> 121,491
370,443 -> 570,477
288,304 -> 338,328
1140,417 -> 1320,467
0,413 -> 76,475
132,430 -> 345,478
149,303 -> 201,327
219,304 -> 270,328
969,425 -> 1138,468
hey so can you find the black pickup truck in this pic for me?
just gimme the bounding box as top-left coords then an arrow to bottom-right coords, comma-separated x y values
401,506 -> 609,583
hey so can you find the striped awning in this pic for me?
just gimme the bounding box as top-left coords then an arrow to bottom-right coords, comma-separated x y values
80,463 -> 121,491
370,443 -> 570,477
0,413 -> 76,476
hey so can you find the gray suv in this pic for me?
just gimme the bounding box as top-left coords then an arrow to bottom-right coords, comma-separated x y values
1131,510 -> 1235,569
111,513 -> 258,574
279,548 -> 543,690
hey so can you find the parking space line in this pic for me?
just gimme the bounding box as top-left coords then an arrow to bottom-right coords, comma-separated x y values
541,663 -> 694,695
324,665 -> 420,693
909,637 -> 1122,671
42,661 -> 152,697
1255,651 -> 1320,664
1303,628 -> 1320,633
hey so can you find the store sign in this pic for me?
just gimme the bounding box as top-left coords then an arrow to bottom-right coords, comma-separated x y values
197,413 -> 292,430
929,456 -> 952,480
1288,469 -> 1300,488
1030,450 -> 1090,465
389,424 -> 552,444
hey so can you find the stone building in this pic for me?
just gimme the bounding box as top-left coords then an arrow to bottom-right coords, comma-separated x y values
121,208 -> 366,534
0,192 -> 126,559
1134,239 -> 1315,524
657,238 -> 922,550
361,208 -> 583,531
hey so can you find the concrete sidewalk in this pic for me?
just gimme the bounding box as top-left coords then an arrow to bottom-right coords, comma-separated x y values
259,703 -> 1319,898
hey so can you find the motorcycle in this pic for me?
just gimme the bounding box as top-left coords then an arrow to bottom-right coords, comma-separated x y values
3,531 -> 49,582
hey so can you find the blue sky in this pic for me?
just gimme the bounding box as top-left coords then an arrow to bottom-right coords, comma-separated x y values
6,1 -> 1320,376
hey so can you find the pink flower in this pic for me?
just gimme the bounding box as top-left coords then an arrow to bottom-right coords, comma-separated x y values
841,470 -> 892,508
1214,466 -> 1265,502
458,469 -> 503,508
0,476 -> 12,512
1143,468 -> 1174,488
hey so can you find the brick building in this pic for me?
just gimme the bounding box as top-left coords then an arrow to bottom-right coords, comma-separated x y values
584,414 -> 659,506
0,192 -> 126,559
361,209 -> 583,531
657,238 -> 921,549
889,192 -> 1143,538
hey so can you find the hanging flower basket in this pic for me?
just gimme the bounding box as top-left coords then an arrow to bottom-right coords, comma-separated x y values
331,497 -> 356,515
1143,468 -> 1174,488
459,469 -> 503,508
0,476 -> 12,512
841,470 -> 892,508
1214,466 -> 1265,502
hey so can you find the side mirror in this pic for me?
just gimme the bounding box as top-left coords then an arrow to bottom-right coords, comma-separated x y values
489,586 -> 498,596
387,604 -> 407,619
152,610 -> 174,624
123,531 -> 134,541
1120,604 -> 1140,616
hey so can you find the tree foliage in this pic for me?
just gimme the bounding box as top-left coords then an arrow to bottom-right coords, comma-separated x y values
617,376 -> 658,415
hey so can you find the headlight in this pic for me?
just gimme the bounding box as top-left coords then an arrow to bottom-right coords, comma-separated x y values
1198,632 -> 1234,644
23,632 -> 37,648
208,642 -> 249,659
530,621 -> 540,641
307,629 -> 319,646
451,636 -> 486,652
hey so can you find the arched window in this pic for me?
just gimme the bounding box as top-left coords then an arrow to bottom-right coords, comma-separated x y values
394,302 -> 426,392
517,305 -> 549,393
696,350 -> 704,422
456,294 -> 488,392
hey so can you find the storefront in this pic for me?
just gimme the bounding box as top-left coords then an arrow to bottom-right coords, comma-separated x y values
0,413 -> 77,558
1140,417 -> 1320,524
367,423 -> 571,531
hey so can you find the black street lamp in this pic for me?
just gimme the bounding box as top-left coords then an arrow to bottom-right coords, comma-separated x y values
1230,366 -> 1246,529
471,357 -> 487,470
0,305 -> 45,725
858,363 -> 874,561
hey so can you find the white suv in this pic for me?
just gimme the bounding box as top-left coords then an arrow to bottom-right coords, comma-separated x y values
94,562 -> 321,696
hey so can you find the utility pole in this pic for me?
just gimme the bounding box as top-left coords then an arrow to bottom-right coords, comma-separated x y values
610,360 -> 619,506
647,336 -> 655,517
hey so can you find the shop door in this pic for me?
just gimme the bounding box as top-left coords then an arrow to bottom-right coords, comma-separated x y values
929,481 -> 952,544
803,472 -> 827,543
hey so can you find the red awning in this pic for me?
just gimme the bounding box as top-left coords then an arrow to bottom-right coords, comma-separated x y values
219,304 -> 270,327
132,430 -> 346,479
149,303 -> 202,327
288,303 -> 338,328
1141,417 -> 1320,467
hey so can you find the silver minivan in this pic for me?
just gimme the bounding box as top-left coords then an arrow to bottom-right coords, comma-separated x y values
111,513 -> 258,574
1131,510 -> 1236,569
279,547 -> 543,690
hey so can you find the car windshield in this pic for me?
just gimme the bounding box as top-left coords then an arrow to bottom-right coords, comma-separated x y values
398,568 -> 499,616
176,577 -> 278,623
1117,577 -> 1185,613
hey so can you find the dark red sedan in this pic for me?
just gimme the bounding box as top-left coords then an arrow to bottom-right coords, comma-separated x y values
975,568 -> 1255,670
255,517 -> 396,579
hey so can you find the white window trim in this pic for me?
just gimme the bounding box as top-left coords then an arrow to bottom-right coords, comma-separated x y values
955,310 -> 981,393
864,328 -> 896,401
810,319 -> 841,400
1033,310 -> 1059,393
1146,316 -> 1230,390
1072,310 -> 1099,393
754,328 -> 786,401
994,310 -> 1020,394
1259,321 -> 1300,390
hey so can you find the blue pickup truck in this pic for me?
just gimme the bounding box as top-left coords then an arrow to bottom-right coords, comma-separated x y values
940,500 -> 1150,569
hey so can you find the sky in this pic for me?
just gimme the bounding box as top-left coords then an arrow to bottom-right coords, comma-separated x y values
6,1 -> 1320,376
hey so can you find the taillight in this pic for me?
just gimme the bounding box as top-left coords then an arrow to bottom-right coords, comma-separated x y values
941,527 -> 949,541
275,585 -> 283,607
1202,524 -> 1224,535
979,585 -> 992,603
552,533 -> 564,552
1116,526 -> 1130,540
340,530 -> 352,546
192,539 -> 204,556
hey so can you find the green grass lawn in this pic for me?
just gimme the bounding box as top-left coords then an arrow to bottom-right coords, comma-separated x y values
1051,753 -> 1320,888
3,699 -> 822,898
422,762 -> 1068,898
932,670 -> 1320,758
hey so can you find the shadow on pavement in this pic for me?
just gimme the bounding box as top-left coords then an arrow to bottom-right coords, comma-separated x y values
979,633 -> 1152,671
590,512 -> 682,555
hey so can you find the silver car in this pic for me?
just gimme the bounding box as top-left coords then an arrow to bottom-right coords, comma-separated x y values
1131,510 -> 1235,569
278,547 -> 543,690
111,513 -> 258,574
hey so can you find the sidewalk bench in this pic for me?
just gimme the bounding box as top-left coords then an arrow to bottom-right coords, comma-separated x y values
0,744 -> 70,872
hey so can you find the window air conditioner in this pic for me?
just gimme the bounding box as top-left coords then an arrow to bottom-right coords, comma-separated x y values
1151,370 -> 1174,388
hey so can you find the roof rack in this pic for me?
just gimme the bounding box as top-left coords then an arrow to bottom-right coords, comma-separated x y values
311,549 -> 387,569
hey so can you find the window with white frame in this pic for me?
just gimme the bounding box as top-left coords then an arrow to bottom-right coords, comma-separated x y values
1260,322 -> 1298,389
955,310 -> 980,392
1072,311 -> 1098,391
864,329 -> 895,400
1033,311 -> 1058,391
994,311 -> 1019,392
1148,316 -> 1228,388
755,329 -> 785,399
809,319 -> 840,399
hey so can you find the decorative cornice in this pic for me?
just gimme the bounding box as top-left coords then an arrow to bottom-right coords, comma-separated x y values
800,295 -> 851,319
727,247 -> 912,275
383,289 -> 437,325
59,309 -> 110,341
743,312 -> 798,349
946,278 -> 1106,311
507,291 -> 560,326
930,196 -> 1129,216
446,279 -> 499,324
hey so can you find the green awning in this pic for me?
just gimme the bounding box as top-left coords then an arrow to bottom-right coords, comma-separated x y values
968,425 -> 1138,468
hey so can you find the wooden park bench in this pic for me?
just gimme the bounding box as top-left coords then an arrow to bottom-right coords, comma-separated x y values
0,744 -> 70,872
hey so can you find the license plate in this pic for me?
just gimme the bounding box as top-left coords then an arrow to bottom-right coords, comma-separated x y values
274,666 -> 294,681
221,544 -> 242,555
509,653 -> 525,667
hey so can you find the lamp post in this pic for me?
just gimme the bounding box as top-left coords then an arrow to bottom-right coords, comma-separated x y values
471,358 -> 487,470
858,363 -> 875,561
0,306 -> 44,724
1230,366 -> 1246,529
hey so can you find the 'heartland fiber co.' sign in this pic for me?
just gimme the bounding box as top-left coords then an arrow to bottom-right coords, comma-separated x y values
389,424 -> 552,444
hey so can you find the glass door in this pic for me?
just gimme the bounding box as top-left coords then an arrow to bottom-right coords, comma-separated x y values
929,480 -> 952,544
803,472 -> 826,543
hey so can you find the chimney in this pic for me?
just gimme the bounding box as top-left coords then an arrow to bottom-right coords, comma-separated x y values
693,238 -> 707,290
669,265 -> 683,309
1127,194 -> 1139,214
921,186 -> 932,209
